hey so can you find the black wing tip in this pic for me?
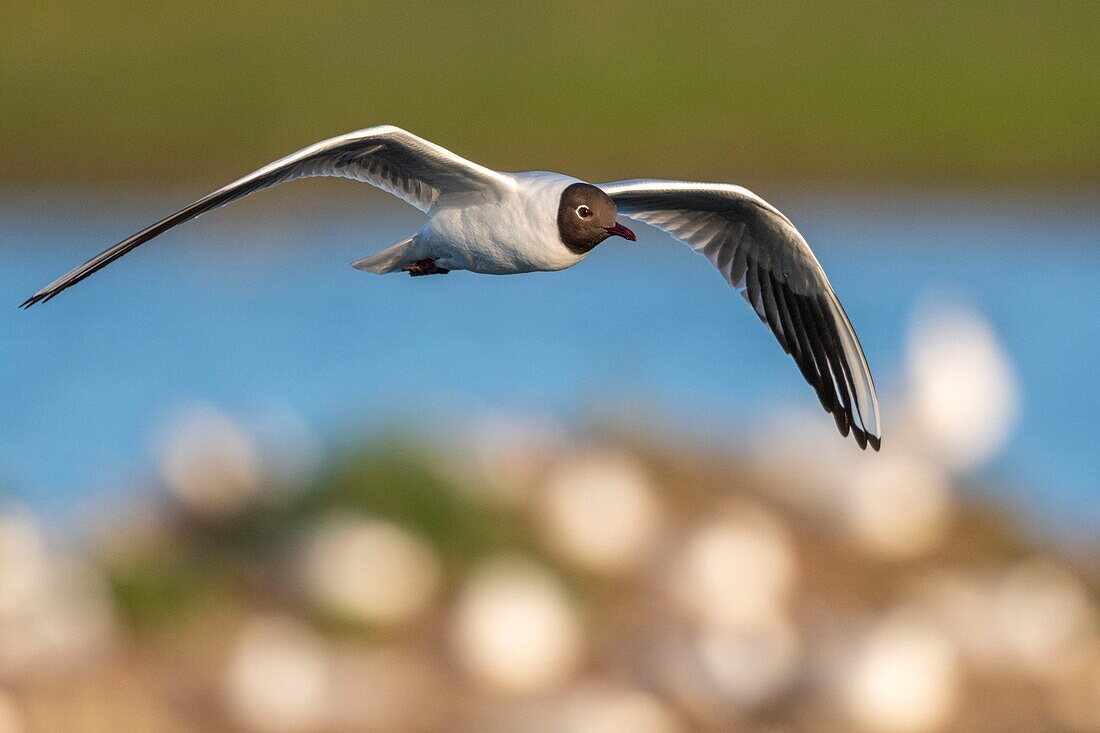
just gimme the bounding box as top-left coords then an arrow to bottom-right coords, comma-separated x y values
853,426 -> 868,450
844,422 -> 883,452
20,290 -> 58,309
20,293 -> 44,309
831,409 -> 882,452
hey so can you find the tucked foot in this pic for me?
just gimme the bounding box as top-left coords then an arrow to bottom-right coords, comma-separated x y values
402,259 -> 450,276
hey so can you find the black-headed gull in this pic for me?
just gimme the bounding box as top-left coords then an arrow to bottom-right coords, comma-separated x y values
22,126 -> 881,449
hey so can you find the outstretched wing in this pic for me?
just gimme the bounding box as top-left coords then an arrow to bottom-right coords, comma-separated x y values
600,179 -> 881,450
22,125 -> 511,307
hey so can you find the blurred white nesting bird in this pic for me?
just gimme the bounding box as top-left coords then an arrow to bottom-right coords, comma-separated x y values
22,125 -> 880,448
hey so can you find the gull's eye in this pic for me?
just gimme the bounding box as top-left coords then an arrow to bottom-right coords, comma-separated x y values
575,205 -> 593,219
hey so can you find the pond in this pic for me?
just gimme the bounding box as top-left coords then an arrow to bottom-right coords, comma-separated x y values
2,189 -> 1098,532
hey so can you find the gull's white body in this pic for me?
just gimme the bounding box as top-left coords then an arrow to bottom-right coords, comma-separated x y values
399,172 -> 584,275
23,125 -> 882,450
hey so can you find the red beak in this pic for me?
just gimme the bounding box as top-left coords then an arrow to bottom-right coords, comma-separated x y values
604,222 -> 637,241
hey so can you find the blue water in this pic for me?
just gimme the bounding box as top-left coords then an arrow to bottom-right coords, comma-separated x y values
1,189 -> 1098,530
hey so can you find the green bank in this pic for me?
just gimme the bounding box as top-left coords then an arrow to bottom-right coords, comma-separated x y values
3,2 -> 1097,186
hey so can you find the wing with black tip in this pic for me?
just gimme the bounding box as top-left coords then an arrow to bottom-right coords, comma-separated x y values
600,179 -> 881,450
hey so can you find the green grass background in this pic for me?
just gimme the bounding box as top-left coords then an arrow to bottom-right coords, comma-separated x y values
3,2 -> 1097,186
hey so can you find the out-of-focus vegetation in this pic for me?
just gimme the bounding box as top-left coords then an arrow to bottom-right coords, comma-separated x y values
2,426 -> 1099,732
107,442 -> 537,629
3,2 -> 1098,186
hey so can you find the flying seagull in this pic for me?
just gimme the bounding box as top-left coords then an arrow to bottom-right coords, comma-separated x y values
21,125 -> 881,449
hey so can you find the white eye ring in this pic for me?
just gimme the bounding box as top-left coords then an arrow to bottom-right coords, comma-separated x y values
575,205 -> 593,219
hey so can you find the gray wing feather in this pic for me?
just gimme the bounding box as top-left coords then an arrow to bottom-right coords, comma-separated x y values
600,179 -> 881,450
22,125 -> 510,307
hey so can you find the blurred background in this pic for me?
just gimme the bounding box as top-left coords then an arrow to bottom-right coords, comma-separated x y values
1,2 -> 1098,731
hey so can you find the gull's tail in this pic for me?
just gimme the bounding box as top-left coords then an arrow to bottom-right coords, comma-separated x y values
350,236 -> 417,274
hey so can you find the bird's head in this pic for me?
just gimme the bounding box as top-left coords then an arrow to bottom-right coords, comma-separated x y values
557,183 -> 636,254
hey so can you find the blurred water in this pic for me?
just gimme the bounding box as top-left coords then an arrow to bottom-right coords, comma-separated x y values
1,190 -> 1097,530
